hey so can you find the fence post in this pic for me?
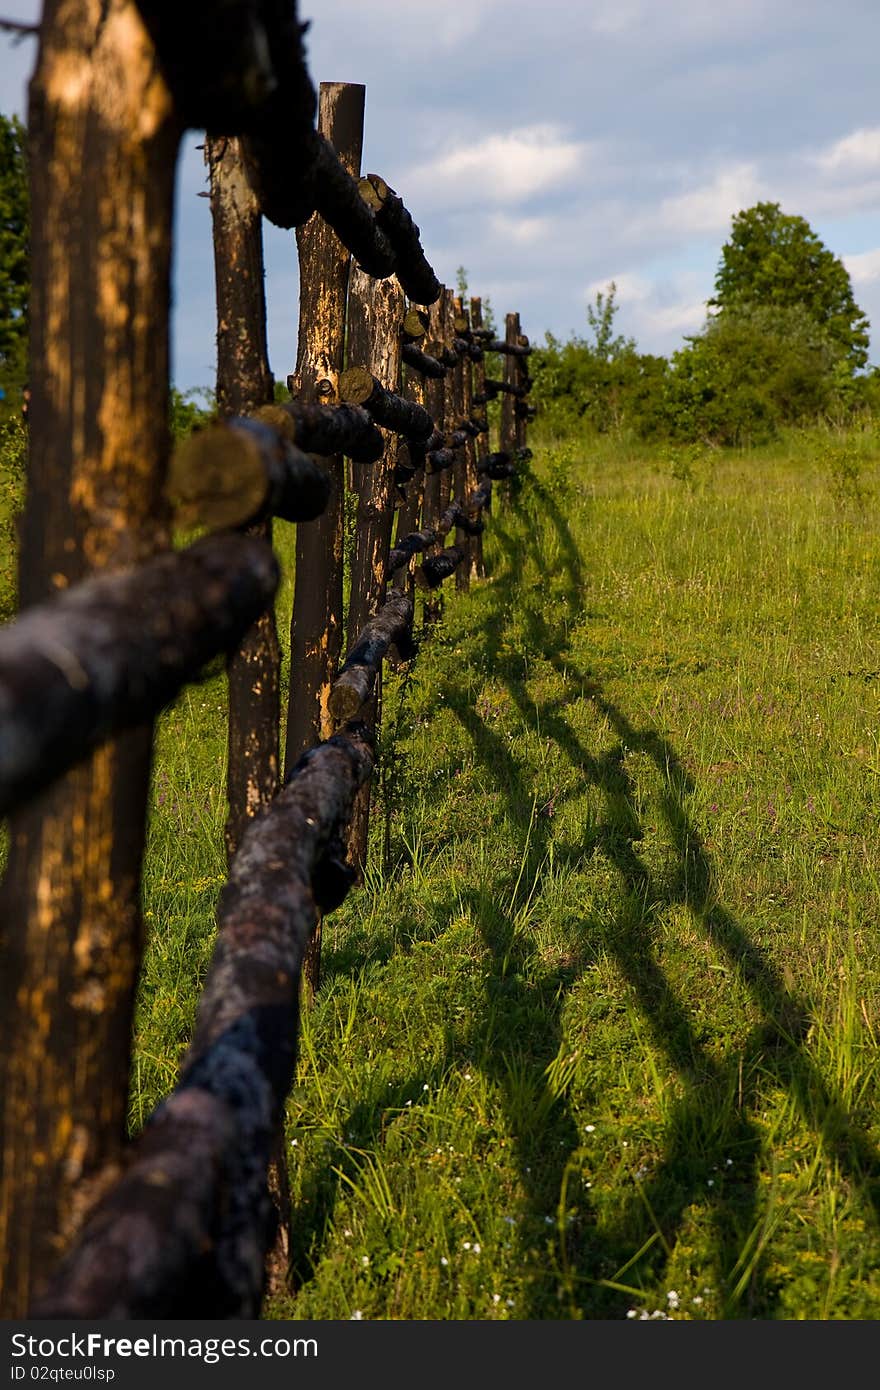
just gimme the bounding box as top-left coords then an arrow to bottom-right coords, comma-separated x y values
453,298 -> 479,590
469,296 -> 487,577
420,289 -> 452,626
343,268 -> 404,877
499,310 -> 521,504
0,3 -> 181,1315
285,81 -> 365,1001
204,131 -> 291,1301
205,135 -> 280,861
284,82 -> 365,772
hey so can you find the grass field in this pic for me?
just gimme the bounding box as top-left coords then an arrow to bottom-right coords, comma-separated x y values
11,421 -> 880,1318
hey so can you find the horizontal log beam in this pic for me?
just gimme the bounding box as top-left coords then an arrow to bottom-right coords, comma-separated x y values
415,544 -> 465,590
328,591 -> 414,722
401,343 -> 446,379
0,534 -> 278,820
387,526 -> 436,575
340,367 -> 433,441
274,396 -> 384,464
358,175 -> 441,306
166,417 -> 330,529
483,338 -> 532,356
32,725 -> 373,1318
476,376 -> 530,401
453,336 -> 483,362
134,3 -> 321,229
312,136 -> 396,278
477,450 -> 515,480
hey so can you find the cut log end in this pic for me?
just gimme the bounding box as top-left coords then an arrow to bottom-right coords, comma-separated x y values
166,426 -> 267,531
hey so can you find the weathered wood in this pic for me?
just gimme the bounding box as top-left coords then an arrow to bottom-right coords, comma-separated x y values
343,269 -> 405,877
312,136 -> 395,279
0,534 -> 278,822
387,526 -> 437,575
469,297 -> 488,575
401,342 -> 445,378
453,335 -> 483,362
206,131 -> 287,1291
358,174 -> 440,306
476,376 -> 529,400
166,418 -> 331,530
416,544 -> 465,590
499,311 -> 520,503
134,2 -> 320,228
515,333 -> 531,453
0,2 -> 182,1317
339,366 -> 433,442
273,397 -> 384,464
453,299 -> 480,590
285,83 -> 365,773
483,337 -> 532,356
32,726 -> 374,1319
391,311 -> 433,596
425,446 -> 457,475
329,591 -> 413,722
477,450 -> 515,479
401,306 -> 429,342
437,290 -> 457,518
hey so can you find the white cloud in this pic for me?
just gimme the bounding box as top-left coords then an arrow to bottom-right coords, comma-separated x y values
487,212 -> 553,245
845,248 -> 880,286
653,163 -> 765,237
406,124 -> 588,207
815,127 -> 880,174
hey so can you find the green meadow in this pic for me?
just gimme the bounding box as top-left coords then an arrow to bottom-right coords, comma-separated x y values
126,422 -> 880,1320
3,421 -> 880,1318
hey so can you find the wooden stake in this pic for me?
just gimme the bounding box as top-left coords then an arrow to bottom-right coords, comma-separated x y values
206,134 -> 280,866
285,81 -> 365,1001
0,1 -> 181,1316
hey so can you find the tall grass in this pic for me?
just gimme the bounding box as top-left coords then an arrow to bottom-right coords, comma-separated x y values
6,418 -> 880,1317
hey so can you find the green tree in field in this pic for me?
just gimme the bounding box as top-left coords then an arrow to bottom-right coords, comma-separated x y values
0,113 -> 29,414
710,201 -> 869,372
664,302 -> 841,446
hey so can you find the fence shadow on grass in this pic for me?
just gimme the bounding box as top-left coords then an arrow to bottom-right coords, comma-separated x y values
465,474 -> 880,1317
278,468 -> 880,1319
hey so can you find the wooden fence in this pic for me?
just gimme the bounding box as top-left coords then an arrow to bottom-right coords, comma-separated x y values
0,2 -> 534,1318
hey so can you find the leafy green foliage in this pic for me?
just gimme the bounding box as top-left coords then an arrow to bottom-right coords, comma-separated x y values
0,113 -> 28,416
665,303 -> 841,446
0,413 -> 26,620
169,385 -> 216,442
531,285 -> 671,439
711,202 -> 870,372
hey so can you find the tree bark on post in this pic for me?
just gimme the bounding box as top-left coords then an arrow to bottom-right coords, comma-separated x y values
421,290 -> 453,628
453,299 -> 479,590
437,289 -> 457,516
0,1 -> 182,1316
469,296 -> 488,577
499,311 -> 521,508
343,269 -> 404,877
205,132 -> 290,1305
206,135 -> 280,863
392,308 -> 432,599
284,82 -> 366,999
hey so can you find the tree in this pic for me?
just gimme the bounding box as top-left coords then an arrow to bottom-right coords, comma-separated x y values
586,281 -> 634,362
0,113 -> 28,409
665,302 -> 840,446
710,201 -> 869,372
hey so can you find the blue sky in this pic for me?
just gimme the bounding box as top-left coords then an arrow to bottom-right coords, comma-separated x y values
2,1 -> 880,390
